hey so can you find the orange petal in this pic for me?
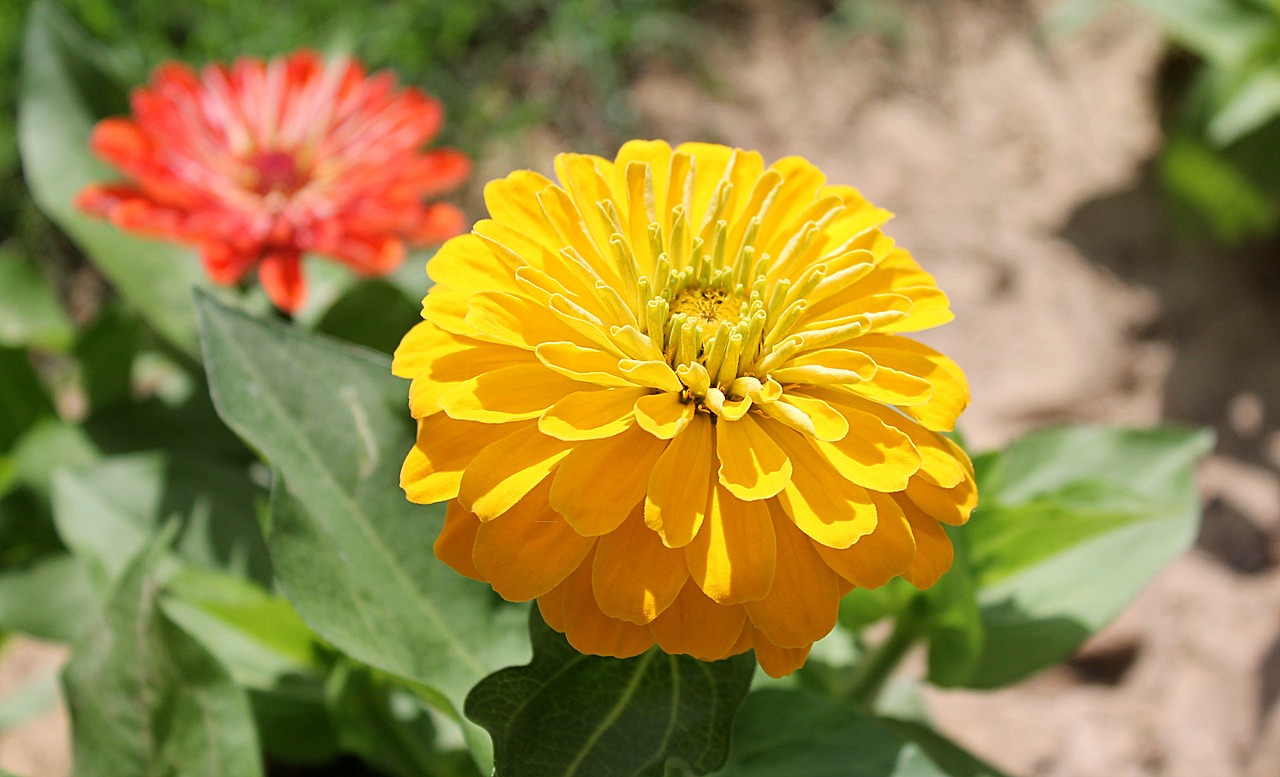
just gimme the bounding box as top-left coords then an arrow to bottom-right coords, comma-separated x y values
751,626 -> 812,679
716,412 -> 792,501
457,424 -> 574,519
557,548 -> 654,658
763,421 -> 878,549
434,501 -> 482,580
685,485 -> 775,605
813,492 -> 916,589
645,413 -> 714,548
401,417 -> 523,504
549,425 -> 666,536
473,480 -> 595,601
591,507 -> 689,624
897,495 -> 954,589
649,579 -> 748,661
744,505 -> 840,648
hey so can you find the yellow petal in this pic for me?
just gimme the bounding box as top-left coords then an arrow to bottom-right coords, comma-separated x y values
539,387 -> 645,441
904,470 -> 977,526
535,341 -> 633,388
645,413 -> 714,548
634,392 -> 694,439
743,505 -> 840,648
420,287 -> 482,338
814,492 -> 916,589
807,392 -> 922,492
592,507 -> 689,624
649,580 -> 748,661
483,170 -> 563,254
426,233 -> 521,296
756,392 -> 849,442
716,413 -> 792,500
897,495 -> 954,589
853,334 -> 970,431
457,424 -> 575,519
434,501 -> 482,581
392,320 -> 464,379
401,416 -> 523,505
685,485 -> 775,604
846,365 -> 933,407
763,422 -> 878,549
438,364 -> 587,423
556,547 -> 654,658
465,291 -> 595,351
473,480 -> 595,601
849,397 -> 967,488
549,425 -> 667,536
408,341 -> 534,419
771,348 -> 876,385
750,625 -> 812,679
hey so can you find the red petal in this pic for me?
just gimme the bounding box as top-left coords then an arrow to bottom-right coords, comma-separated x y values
200,244 -> 259,285
258,249 -> 306,312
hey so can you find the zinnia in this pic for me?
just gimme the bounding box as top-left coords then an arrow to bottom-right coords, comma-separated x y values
395,141 -> 975,677
77,50 -> 469,312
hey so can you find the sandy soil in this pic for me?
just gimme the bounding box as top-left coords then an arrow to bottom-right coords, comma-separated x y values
4,1 -> 1279,774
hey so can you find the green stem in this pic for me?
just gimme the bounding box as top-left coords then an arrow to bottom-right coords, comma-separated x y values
842,607 -> 922,709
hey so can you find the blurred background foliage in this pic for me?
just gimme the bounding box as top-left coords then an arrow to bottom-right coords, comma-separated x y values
1056,0 -> 1280,243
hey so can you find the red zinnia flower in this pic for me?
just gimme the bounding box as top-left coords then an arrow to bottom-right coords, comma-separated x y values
77,50 -> 470,312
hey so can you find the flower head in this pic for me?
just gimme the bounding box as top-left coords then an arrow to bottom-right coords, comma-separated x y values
78,50 -> 469,311
395,141 -> 976,677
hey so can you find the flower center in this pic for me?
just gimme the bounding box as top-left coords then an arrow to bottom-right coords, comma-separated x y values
247,150 -> 308,196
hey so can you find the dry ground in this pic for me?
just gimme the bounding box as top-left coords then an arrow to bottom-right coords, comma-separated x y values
5,1 -> 1280,774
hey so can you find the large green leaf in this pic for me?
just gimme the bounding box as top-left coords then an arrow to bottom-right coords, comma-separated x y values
19,1 -> 210,352
921,527 -> 983,688
958,425 -> 1213,688
710,689 -> 1009,777
62,530 -> 264,777
196,291 -> 528,768
1208,61 -> 1280,145
466,609 -> 756,777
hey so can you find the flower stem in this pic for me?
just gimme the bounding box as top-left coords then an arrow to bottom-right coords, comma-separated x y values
842,605 -> 922,709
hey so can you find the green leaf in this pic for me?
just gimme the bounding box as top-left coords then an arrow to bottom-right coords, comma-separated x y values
921,527 -> 983,688
62,529 -> 264,777
959,425 -> 1213,688
316,279 -> 423,354
710,689 -> 1010,777
1208,62 -> 1280,145
74,305 -> 143,414
0,246 -> 74,351
19,1 -> 210,352
466,609 -> 756,777
51,452 -> 271,588
7,418 -> 98,497
0,554 -> 97,641
0,347 -> 55,452
195,290 -> 528,769
329,662 -> 482,777
161,566 -> 320,689
1131,0 -> 1274,66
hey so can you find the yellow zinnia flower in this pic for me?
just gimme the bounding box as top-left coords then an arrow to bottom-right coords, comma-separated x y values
394,141 -> 976,677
